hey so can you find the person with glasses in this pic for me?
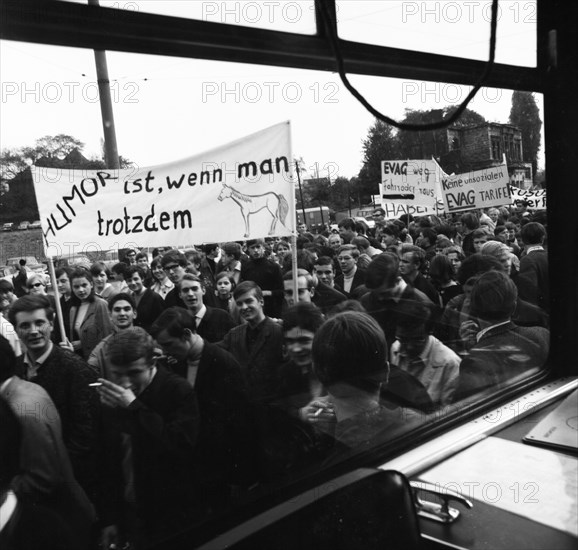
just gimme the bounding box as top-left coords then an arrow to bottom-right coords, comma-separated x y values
26,273 -> 57,313
123,249 -> 137,265
390,299 -> 460,408
161,250 -> 189,309
25,273 -> 47,296
282,269 -> 316,308
334,245 -> 366,298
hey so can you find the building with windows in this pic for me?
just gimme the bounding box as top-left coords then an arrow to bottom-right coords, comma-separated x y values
441,123 -> 533,188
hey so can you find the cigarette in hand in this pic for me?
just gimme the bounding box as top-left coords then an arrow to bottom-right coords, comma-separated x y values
88,382 -> 103,387
314,408 -> 323,417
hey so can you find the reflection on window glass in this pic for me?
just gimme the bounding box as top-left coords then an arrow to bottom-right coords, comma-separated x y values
1,11 -> 548,546
336,0 -> 537,67
64,0 -> 317,35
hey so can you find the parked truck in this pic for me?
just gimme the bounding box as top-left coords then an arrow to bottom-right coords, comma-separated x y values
296,206 -> 331,231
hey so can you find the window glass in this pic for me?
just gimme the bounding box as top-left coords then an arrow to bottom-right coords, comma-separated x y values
336,0 -> 537,67
0,9 -> 548,544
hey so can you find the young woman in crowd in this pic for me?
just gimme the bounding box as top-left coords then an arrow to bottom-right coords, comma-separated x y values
428,254 -> 463,307
273,240 -> 292,266
213,271 -> 241,324
150,256 -> 174,299
25,273 -> 56,311
443,245 -> 465,276
65,268 -> 113,358
90,262 -> 118,301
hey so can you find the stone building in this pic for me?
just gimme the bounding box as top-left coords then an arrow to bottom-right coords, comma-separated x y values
440,123 -> 533,188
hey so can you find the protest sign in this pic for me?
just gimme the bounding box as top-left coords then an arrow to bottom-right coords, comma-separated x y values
380,159 -> 445,220
32,122 -> 295,256
509,186 -> 546,210
440,162 -> 511,213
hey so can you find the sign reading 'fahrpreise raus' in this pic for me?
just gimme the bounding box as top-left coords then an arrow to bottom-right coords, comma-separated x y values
380,159 -> 445,220
31,122 -> 295,255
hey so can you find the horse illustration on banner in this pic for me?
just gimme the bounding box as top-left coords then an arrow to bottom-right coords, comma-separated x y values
218,184 -> 289,238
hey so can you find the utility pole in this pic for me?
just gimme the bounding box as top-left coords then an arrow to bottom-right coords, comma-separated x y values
88,0 -> 120,169
315,162 -> 325,229
295,158 -> 307,226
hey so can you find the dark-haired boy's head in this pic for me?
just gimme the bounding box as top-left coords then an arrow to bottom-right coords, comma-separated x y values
312,311 -> 388,395
281,249 -> 316,274
470,271 -> 518,322
460,212 -> 479,232
283,269 -> 316,306
395,300 -> 434,358
282,302 -> 324,369
233,280 -> 263,302
8,294 -> 54,326
313,256 -> 335,287
365,252 -> 400,293
455,253 -> 504,286
105,328 -> 157,396
521,222 -> 546,246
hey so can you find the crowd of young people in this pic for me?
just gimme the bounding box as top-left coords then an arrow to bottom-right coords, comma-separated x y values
0,203 -> 549,549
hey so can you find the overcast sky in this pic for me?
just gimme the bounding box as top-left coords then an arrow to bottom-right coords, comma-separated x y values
0,1 -> 542,179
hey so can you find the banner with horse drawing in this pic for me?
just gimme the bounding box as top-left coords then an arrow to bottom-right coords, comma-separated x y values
31,121 -> 295,254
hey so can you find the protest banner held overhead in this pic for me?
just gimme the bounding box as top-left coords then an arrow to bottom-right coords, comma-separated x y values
509,186 -> 546,210
31,122 -> 295,255
380,159 -> 445,220
440,160 -> 511,214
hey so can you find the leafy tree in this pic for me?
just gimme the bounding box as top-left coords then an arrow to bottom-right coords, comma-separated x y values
302,177 -> 332,207
357,107 -> 486,205
0,148 -> 30,180
1,134 -> 132,180
31,134 -> 85,160
357,119 -> 399,204
443,105 -> 486,128
0,135 -> 132,222
397,107 -> 486,160
330,176 -> 356,212
509,91 -> 542,180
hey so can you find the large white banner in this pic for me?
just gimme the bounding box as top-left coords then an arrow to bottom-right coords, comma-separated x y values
32,122 -> 295,254
440,161 -> 511,213
380,160 -> 445,220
